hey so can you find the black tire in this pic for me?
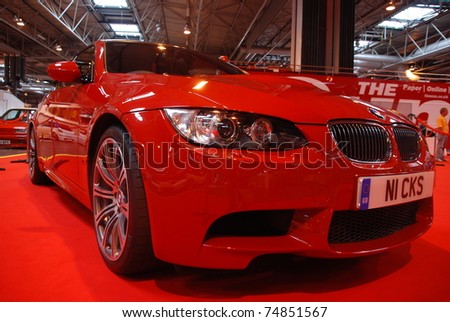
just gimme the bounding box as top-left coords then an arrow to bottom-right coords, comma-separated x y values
28,128 -> 51,185
92,125 -> 159,275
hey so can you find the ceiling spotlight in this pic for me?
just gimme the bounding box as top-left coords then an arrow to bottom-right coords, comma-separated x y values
55,44 -> 62,52
14,16 -> 25,26
183,23 -> 191,35
405,67 -> 420,81
386,1 -> 396,11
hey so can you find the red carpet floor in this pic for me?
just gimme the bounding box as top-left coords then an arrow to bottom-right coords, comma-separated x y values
0,153 -> 449,302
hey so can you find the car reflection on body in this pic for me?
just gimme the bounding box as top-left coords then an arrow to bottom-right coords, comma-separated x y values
27,40 -> 434,275
0,108 -> 35,148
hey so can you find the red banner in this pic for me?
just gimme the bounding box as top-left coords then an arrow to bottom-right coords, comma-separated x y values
244,69 -> 450,150
284,74 -> 450,130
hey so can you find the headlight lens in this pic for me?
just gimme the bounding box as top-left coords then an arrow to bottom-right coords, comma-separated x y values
164,108 -> 307,150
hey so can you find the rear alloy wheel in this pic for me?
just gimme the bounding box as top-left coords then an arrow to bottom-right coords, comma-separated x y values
28,129 -> 50,185
92,126 -> 158,274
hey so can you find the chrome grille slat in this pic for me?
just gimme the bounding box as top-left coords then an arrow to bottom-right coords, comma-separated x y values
393,126 -> 421,161
329,123 -> 390,162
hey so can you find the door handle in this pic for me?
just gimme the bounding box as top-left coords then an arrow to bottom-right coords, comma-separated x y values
80,113 -> 92,120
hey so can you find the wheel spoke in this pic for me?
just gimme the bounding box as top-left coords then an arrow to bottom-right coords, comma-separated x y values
30,130 -> 35,145
102,212 -> 118,254
111,213 -> 127,259
117,166 -> 129,218
29,150 -> 35,168
93,183 -> 115,201
105,143 -> 122,183
94,202 -> 116,227
29,132 -> 36,175
100,212 -> 127,260
119,201 -> 129,217
95,156 -> 117,190
118,165 -> 127,188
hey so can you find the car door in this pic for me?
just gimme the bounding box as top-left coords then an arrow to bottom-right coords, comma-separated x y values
46,86 -> 82,186
46,45 -> 96,189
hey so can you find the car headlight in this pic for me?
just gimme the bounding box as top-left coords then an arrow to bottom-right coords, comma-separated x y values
164,108 -> 307,150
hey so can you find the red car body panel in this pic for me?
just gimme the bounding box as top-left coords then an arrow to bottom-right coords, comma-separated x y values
29,40 -> 434,270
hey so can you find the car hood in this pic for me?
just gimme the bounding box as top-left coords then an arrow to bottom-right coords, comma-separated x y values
105,73 -> 410,125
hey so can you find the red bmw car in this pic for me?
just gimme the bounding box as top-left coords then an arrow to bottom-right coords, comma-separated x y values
28,40 -> 434,275
0,108 -> 35,148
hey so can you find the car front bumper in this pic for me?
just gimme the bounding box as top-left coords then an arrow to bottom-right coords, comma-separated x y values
122,110 -> 434,269
0,134 -> 27,148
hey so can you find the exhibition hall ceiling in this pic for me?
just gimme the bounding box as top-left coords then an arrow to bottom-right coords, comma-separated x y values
0,0 -> 449,86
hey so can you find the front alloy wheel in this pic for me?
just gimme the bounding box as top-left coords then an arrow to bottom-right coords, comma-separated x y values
28,128 -> 50,185
92,126 -> 158,274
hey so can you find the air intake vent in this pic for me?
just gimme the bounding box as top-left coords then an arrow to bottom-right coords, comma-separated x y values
393,125 -> 421,161
329,122 -> 390,162
328,202 -> 418,244
205,210 -> 295,239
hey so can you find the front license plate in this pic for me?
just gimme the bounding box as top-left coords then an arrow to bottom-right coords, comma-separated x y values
356,172 -> 434,210
0,140 -> 11,145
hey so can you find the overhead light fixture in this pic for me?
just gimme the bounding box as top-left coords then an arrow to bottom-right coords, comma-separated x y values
386,1 -> 396,11
55,44 -> 62,52
93,0 -> 128,8
184,5 -> 191,36
183,22 -> 191,35
13,16 -> 25,26
110,23 -> 142,38
405,67 -> 420,81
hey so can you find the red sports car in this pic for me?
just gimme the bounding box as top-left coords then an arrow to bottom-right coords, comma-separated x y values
28,40 -> 435,275
0,108 -> 35,148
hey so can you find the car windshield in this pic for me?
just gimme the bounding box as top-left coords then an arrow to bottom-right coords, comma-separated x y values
105,42 -> 245,76
1,109 -> 32,121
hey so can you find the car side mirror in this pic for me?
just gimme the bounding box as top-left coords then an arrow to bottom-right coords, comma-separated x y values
47,61 -> 81,83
